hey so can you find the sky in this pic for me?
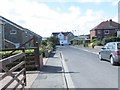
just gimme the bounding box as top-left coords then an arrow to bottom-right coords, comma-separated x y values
0,0 -> 119,37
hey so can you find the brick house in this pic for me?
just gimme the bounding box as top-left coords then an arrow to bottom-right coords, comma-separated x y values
0,16 -> 42,49
90,19 -> 120,41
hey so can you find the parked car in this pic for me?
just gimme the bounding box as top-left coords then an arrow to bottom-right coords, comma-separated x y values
99,42 -> 120,65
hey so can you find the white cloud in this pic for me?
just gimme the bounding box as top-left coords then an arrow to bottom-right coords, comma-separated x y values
29,0 -> 120,6
0,0 -> 117,37
112,15 -> 118,22
77,0 -> 102,3
69,6 -> 81,17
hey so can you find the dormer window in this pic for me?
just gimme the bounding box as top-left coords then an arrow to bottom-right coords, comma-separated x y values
10,30 -> 17,34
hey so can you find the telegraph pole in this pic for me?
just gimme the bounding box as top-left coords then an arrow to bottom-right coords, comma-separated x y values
78,25 -> 79,36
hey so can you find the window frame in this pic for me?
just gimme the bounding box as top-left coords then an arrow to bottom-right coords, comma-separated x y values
104,30 -> 109,35
10,30 -> 17,35
97,30 -> 101,34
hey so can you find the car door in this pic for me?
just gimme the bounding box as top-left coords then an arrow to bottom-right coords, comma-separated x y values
102,43 -> 111,60
105,43 -> 113,60
101,43 -> 109,59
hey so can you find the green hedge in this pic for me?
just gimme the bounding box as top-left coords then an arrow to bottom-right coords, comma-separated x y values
0,49 -> 44,71
0,49 -> 43,59
102,37 -> 120,45
94,42 -> 103,46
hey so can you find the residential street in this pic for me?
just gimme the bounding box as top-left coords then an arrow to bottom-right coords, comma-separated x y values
59,46 -> 119,88
1,1 -> 120,90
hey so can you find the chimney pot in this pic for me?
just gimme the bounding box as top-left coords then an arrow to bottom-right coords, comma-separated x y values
110,19 -> 112,25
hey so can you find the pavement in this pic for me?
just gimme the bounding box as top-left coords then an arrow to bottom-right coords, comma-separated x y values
24,57 -> 48,89
26,49 -> 67,89
24,45 -> 100,89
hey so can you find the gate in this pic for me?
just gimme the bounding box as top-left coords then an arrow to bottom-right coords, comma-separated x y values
0,52 -> 26,90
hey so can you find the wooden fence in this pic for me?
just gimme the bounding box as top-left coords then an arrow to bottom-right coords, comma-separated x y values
0,36 -> 44,89
0,52 -> 26,90
1,46 -> 43,71
1,36 -> 43,71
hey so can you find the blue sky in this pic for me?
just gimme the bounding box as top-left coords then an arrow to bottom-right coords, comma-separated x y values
48,2 -> 117,17
0,0 -> 119,37
49,2 -> 116,12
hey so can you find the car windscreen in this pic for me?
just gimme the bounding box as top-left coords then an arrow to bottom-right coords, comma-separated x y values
117,43 -> 120,49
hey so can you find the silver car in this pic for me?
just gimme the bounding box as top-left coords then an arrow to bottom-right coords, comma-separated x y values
99,42 -> 120,65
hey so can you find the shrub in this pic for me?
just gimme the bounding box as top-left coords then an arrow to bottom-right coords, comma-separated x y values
41,40 -> 47,46
92,38 -> 98,42
79,40 -> 84,44
72,40 -> 78,45
102,36 -> 120,45
47,36 -> 59,48
89,42 -> 94,47
94,42 -> 103,46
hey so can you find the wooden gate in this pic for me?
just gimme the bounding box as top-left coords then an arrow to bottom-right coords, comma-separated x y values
0,52 -> 26,90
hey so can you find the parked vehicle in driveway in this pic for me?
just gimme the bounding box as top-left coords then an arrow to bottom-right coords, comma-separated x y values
99,42 -> 120,65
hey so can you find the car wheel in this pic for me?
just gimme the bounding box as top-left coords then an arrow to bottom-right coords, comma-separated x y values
110,56 -> 115,65
99,53 -> 103,60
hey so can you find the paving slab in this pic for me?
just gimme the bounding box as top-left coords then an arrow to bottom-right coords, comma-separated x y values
30,50 -> 67,89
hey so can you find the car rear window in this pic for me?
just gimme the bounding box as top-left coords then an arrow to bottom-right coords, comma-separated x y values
117,43 -> 120,49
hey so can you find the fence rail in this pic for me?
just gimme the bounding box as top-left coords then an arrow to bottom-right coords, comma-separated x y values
1,36 -> 42,71
0,52 -> 26,90
0,36 -> 44,89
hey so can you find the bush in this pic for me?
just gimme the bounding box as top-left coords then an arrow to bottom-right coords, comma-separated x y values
94,42 -> 103,46
79,40 -> 84,44
47,36 -> 59,48
46,42 -> 53,50
41,40 -> 47,46
83,40 -> 89,47
89,42 -> 94,47
92,38 -> 98,42
72,40 -> 78,45
102,36 -> 120,45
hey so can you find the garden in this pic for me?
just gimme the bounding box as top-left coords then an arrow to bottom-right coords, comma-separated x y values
71,36 -> 120,48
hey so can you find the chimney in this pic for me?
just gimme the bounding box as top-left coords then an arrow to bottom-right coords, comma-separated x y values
110,19 -> 112,25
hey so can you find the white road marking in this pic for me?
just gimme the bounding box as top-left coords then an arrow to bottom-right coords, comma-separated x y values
59,51 -> 76,89
91,52 -> 99,55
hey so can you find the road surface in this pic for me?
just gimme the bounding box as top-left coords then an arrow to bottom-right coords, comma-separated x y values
59,46 -> 118,88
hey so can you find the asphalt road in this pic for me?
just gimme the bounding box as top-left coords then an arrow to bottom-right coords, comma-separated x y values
59,46 -> 119,88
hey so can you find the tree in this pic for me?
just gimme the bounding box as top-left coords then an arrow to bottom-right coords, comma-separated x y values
41,40 -> 47,46
47,36 -> 59,48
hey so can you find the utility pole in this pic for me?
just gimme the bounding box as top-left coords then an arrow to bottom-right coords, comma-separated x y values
78,25 -> 79,36
77,25 -> 79,45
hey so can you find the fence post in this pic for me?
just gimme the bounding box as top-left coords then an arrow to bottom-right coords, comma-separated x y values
22,48 -> 26,86
33,36 -> 38,70
33,36 -> 36,47
40,53 -> 43,70
34,42 -> 40,70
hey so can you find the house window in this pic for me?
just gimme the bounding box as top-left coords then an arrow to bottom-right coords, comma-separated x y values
97,30 -> 101,34
10,30 -> 17,34
104,30 -> 109,34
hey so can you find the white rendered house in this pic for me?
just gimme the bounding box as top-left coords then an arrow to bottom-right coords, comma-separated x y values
52,32 -> 74,45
